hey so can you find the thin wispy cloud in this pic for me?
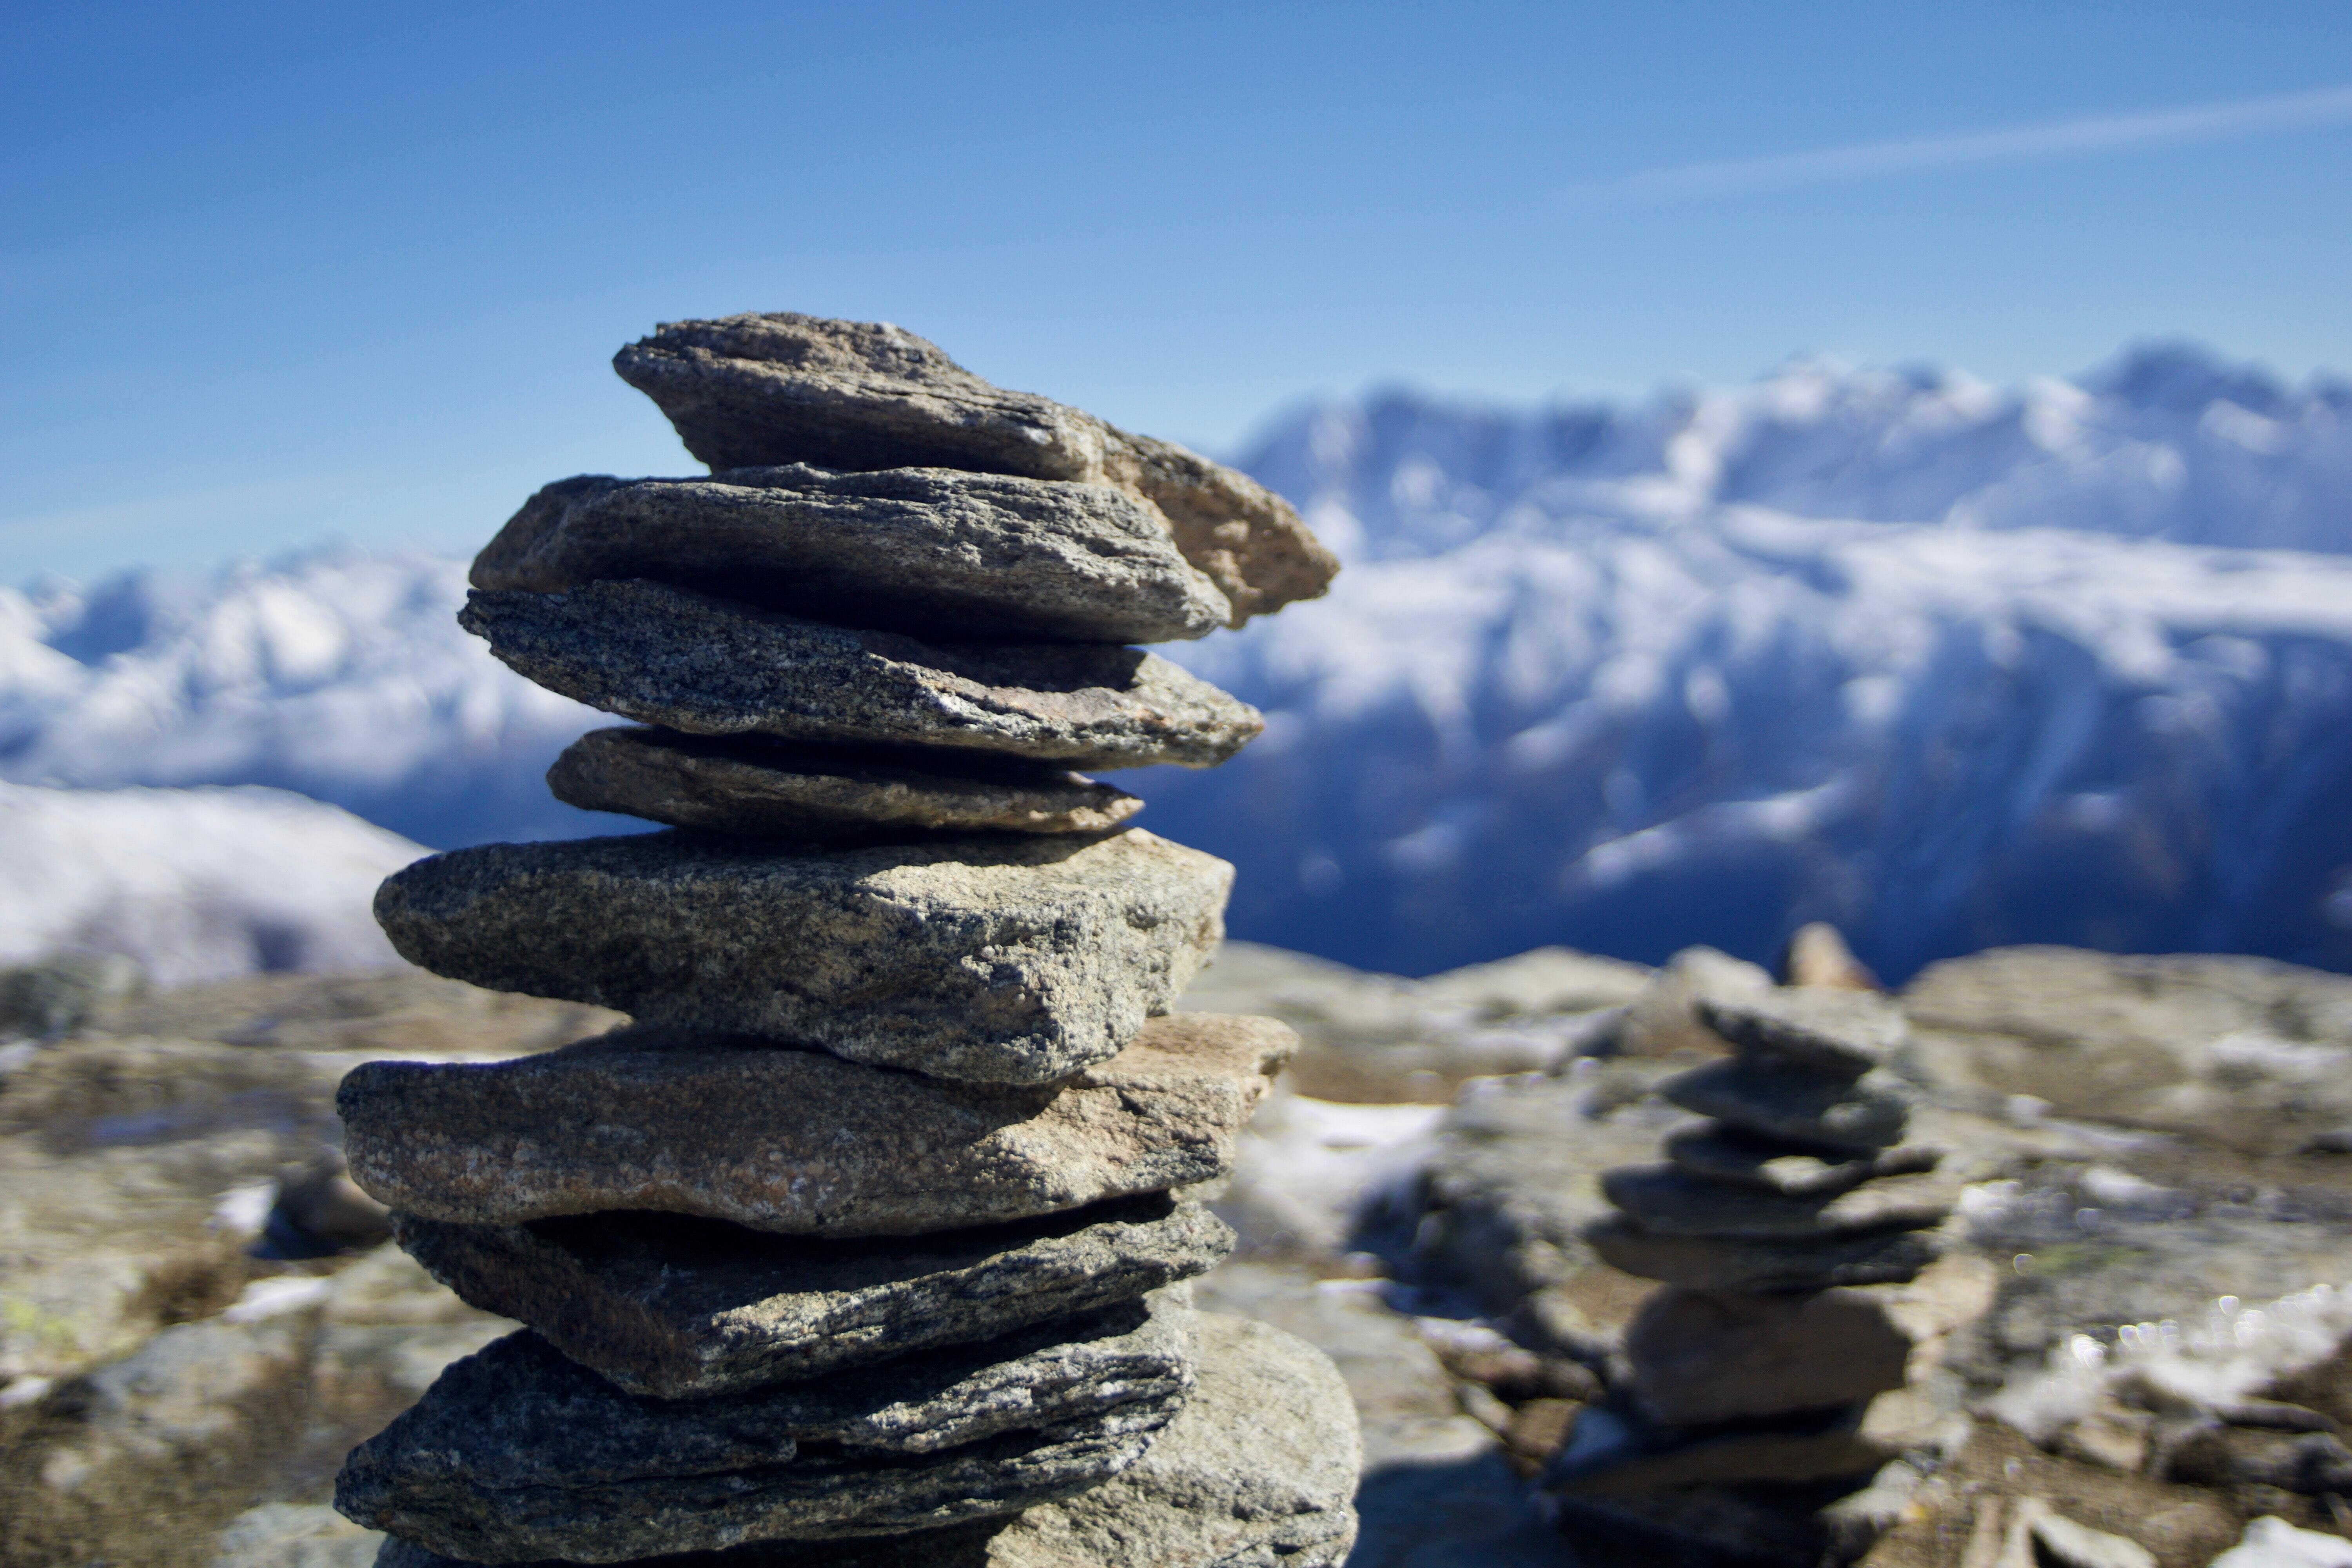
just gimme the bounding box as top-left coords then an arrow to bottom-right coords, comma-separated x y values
1563,83 -> 2352,206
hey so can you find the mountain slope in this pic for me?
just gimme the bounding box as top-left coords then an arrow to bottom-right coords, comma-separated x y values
5,346 -> 2352,980
0,782 -> 427,984
0,550 -> 639,849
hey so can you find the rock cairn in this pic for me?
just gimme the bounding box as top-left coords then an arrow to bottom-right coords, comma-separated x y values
1550,987 -> 1990,1544
328,313 -> 1362,1568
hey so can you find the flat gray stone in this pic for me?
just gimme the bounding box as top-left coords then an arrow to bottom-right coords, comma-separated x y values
611,313 -> 1339,626
390,1194 -> 1233,1397
547,728 -> 1141,840
1694,988 -> 1909,1073
340,1013 -> 1294,1237
1663,1058 -> 1915,1151
334,1292 -> 1193,1563
1662,1122 -> 1940,1197
471,468 -> 1232,644
1624,1288 -> 1918,1426
364,1311 -> 1357,1568
1584,1213 -> 1941,1292
462,581 -> 1261,771
1600,1164 -> 1956,1240
373,828 -> 1230,1084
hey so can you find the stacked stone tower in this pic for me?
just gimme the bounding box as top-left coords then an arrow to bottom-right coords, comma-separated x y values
1551,988 -> 1987,1522
328,314 -> 1362,1567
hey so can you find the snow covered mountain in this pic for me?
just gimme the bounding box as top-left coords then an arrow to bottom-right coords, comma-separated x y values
0,550 -> 639,849
0,782 -> 426,984
5,345 -> 2351,981
1143,345 -> 2352,977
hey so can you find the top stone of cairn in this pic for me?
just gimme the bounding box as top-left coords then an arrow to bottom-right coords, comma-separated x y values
612,312 -> 1340,626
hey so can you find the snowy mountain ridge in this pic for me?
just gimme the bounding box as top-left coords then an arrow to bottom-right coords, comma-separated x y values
7,344 -> 2352,980
1248,344 -> 2352,562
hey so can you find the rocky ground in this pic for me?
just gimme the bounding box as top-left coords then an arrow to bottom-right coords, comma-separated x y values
7,938 -> 2352,1566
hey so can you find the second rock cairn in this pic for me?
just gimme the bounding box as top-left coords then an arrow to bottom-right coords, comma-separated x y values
329,312 -> 1363,1567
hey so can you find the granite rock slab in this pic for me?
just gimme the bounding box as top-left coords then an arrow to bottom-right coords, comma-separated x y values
1662,1123 -> 1941,1198
334,1293 -> 1193,1563
611,313 -> 1339,625
390,1193 -> 1233,1397
1662,1058 -> 1916,1152
1600,1164 -> 1957,1240
1585,1213 -> 1942,1292
470,468 -> 1231,644
546,728 -> 1141,840
461,581 -> 1262,771
339,1012 -> 1296,1236
372,828 -> 1230,1083
1693,989 -> 1910,1074
365,1311 -> 1359,1568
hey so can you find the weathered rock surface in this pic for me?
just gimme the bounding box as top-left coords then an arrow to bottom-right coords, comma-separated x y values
547,728 -> 1141,840
359,1313 -> 1357,1568
461,581 -> 1262,771
610,313 -> 1339,625
1585,1213 -> 1941,1293
1599,1164 -> 1956,1240
982,1312 -> 1359,1568
1901,946 -> 2352,1154
1624,1289 -> 1916,1427
1694,988 -> 1909,1073
340,1013 -> 1294,1236
1624,1256 -> 1996,1426
1663,1057 -> 1916,1152
390,1194 -> 1232,1397
335,1294 -> 1194,1563
1662,1123 -> 1941,1197
372,828 -> 1231,1083
470,468 -> 1232,644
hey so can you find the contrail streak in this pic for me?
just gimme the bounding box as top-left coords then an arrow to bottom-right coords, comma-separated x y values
1560,83 -> 2352,206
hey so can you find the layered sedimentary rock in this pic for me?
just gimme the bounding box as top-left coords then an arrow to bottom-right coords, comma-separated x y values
335,311 -> 1357,1567
609,313 -> 1339,624
546,728 -> 1142,840
341,1014 -> 1292,1235
338,1296 -> 1192,1561
390,1195 -> 1231,1397
372,828 -> 1233,1084
471,468 -> 1234,643
461,580 -> 1262,769
363,1313 -> 1358,1568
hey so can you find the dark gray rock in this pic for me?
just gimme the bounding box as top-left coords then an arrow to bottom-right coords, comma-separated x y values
546,728 -> 1141,841
1600,1164 -> 1956,1240
985,1311 -> 1359,1567
610,313 -> 1339,626
461,581 -> 1260,771
339,1013 -> 1294,1236
1661,1123 -> 1940,1198
1585,1213 -> 1940,1292
372,828 -> 1229,1084
361,1311 -> 1357,1568
333,1293 -> 1192,1563
1693,989 -> 1909,1074
1623,1287 -> 1915,1427
389,1194 -> 1233,1397
471,468 -> 1231,644
1662,1058 -> 1915,1152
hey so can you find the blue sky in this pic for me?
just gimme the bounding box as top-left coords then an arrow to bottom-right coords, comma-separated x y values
4,2 -> 2349,582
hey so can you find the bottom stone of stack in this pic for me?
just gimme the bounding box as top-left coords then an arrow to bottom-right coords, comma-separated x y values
368,1312 -> 1359,1568
338,1292 -> 1193,1563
